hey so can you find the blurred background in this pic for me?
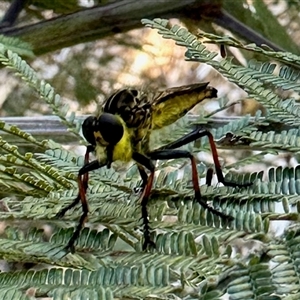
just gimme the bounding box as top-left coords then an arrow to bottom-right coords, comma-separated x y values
0,0 -> 299,173
0,0 -> 298,117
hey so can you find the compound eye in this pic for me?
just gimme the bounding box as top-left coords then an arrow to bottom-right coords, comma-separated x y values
82,116 -> 96,145
98,113 -> 124,145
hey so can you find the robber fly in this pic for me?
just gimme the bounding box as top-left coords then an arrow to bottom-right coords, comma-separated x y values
57,83 -> 249,252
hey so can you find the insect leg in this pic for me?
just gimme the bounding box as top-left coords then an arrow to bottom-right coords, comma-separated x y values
148,149 -> 233,221
63,159 -> 105,253
158,128 -> 251,188
205,168 -> 214,186
56,145 -> 95,218
133,164 -> 148,193
83,145 -> 96,189
132,152 -> 156,250
66,160 -> 106,253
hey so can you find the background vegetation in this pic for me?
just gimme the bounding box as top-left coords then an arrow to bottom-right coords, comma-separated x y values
0,0 -> 298,299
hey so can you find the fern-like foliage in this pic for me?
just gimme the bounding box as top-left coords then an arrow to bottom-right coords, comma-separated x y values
0,20 -> 298,299
0,35 -> 34,58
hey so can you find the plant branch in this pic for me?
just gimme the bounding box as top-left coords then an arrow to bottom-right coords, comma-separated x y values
0,0 -> 287,56
0,0 -> 215,55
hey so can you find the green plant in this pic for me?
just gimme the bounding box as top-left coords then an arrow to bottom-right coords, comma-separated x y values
0,18 -> 299,299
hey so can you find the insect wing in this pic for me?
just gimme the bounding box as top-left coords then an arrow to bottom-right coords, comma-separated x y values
151,83 -> 217,129
103,89 -> 151,129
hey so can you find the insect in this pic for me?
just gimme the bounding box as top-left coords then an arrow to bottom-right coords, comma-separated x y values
57,83 -> 248,252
